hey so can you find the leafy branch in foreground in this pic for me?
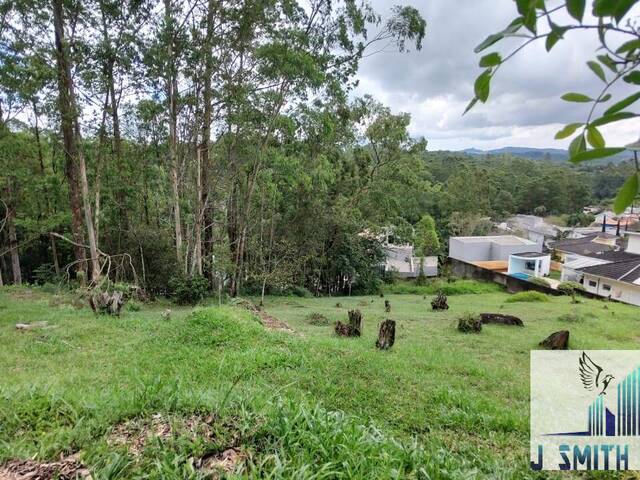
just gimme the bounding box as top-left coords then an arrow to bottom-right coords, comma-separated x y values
467,0 -> 640,213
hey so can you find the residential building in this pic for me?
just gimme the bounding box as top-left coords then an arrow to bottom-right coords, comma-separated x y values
507,252 -> 551,279
448,235 -> 541,264
383,244 -> 437,278
506,215 -> 559,247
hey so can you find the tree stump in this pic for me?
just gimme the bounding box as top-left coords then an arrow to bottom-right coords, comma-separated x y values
539,330 -> 569,350
335,310 -> 362,337
348,309 -> 362,336
457,314 -> 482,333
480,313 -> 524,327
431,292 -> 449,310
89,291 -> 124,316
376,319 -> 396,350
384,300 -> 391,313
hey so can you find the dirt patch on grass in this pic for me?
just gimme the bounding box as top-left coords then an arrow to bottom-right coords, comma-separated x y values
195,448 -> 246,476
0,454 -> 91,480
231,298 -> 293,332
108,412 -> 218,456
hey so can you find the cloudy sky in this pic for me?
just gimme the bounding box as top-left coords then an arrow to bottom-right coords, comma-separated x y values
354,0 -> 640,151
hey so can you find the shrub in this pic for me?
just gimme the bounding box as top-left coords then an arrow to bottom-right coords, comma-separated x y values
127,301 -> 141,312
290,286 -> 313,298
457,313 -> 482,333
305,312 -> 329,326
385,279 -> 502,296
168,274 -> 210,305
32,263 -> 63,285
504,291 -> 550,303
557,281 -> 585,296
529,277 -> 550,288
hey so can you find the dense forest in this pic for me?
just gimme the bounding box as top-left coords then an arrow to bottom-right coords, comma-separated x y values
0,0 -> 631,297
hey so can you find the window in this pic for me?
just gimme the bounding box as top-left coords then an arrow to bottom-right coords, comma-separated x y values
525,261 -> 536,270
589,280 -> 597,287
603,284 -> 611,292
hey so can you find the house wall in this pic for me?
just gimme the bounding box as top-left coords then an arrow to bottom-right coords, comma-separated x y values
449,238 -> 491,262
508,256 -> 550,277
581,274 -> 640,306
491,242 -> 542,261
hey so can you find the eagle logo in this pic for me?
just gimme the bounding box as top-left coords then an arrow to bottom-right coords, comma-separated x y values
579,351 -> 614,396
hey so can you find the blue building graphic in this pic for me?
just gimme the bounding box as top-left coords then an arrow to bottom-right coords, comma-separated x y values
549,366 -> 640,437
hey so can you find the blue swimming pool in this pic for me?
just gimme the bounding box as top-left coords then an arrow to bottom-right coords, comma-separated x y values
510,272 -> 531,280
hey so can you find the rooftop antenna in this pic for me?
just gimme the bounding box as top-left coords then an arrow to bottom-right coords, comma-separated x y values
616,218 -> 621,236
602,214 -> 606,233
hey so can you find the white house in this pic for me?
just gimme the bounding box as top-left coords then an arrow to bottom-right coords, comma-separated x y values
383,244 -> 437,278
572,232 -> 640,306
507,252 -> 551,278
449,235 -> 540,263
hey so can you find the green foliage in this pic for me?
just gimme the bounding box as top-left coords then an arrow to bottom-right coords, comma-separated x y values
414,214 -> 440,256
504,291 -> 550,303
168,275 -> 210,305
31,263 -> 62,285
557,281 -> 586,296
529,277 -> 551,288
470,0 -> 640,213
385,279 -> 502,295
567,212 -> 595,227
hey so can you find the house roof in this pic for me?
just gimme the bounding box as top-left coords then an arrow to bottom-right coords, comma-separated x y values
578,258 -> 640,284
452,235 -> 535,246
549,233 -> 623,258
510,251 -> 550,258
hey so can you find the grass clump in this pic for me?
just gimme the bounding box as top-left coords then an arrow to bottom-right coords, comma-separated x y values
529,277 -> 550,288
457,313 -> 482,333
385,279 -> 502,296
504,291 -> 550,303
305,312 -> 329,326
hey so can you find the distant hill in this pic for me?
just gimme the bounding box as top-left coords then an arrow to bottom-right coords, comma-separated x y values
460,146 -> 632,164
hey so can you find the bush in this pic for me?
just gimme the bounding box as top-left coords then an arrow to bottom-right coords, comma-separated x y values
290,285 -> 313,298
457,313 -> 482,333
529,277 -> 550,288
305,312 -> 330,326
557,281 -> 585,296
127,301 -> 141,312
32,263 -> 63,285
504,291 -> 550,303
168,274 -> 210,305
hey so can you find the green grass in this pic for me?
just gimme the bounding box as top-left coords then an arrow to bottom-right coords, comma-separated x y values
504,291 -> 550,303
1,284 -> 637,478
383,279 -> 503,295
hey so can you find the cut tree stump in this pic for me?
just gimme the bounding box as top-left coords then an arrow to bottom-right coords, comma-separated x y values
384,300 -> 391,313
431,292 -> 449,310
335,309 -> 362,337
89,291 -> 124,316
539,330 -> 569,350
480,313 -> 524,327
376,319 -> 396,350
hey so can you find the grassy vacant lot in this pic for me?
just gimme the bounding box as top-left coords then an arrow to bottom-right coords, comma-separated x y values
1,282 -> 638,479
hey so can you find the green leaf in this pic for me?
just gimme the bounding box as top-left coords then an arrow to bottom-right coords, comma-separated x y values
614,173 -> 639,214
567,0 -> 586,22
555,123 -> 583,140
616,39 -> 640,54
545,25 -> 569,52
624,72 -> 640,85
561,92 -> 593,102
597,54 -> 618,73
569,134 -> 587,157
479,52 -> 502,67
570,147 -> 625,163
587,61 -> 606,82
586,126 -> 606,148
463,97 -> 478,115
594,0 -> 636,22
597,93 -> 612,103
474,69 -> 492,102
604,92 -> 640,115
591,111 -> 638,127
474,18 -> 523,53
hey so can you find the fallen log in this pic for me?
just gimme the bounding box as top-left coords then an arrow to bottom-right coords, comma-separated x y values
376,319 -> 396,350
539,330 -> 569,350
480,313 -> 524,327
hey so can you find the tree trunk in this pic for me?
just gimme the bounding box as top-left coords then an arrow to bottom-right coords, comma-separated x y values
6,189 -> 21,285
165,0 -> 183,269
50,233 -> 60,276
376,319 -> 396,350
53,0 -> 100,282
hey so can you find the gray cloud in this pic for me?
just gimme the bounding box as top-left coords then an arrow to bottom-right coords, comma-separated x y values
355,0 -> 640,150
